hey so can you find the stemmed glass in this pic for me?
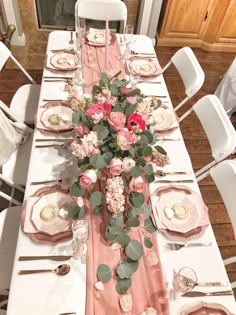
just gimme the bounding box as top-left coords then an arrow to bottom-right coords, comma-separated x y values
129,64 -> 141,88
75,17 -> 86,49
123,24 -> 133,60
74,46 -> 84,87
172,267 -> 197,298
72,219 -> 89,263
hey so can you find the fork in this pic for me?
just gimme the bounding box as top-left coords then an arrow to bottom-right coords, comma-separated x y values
59,313 -> 77,315
165,242 -> 212,251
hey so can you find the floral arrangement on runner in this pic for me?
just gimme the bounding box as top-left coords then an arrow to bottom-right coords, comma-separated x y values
66,72 -> 169,294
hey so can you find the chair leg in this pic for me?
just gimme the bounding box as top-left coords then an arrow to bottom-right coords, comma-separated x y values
224,256 -> 236,265
195,160 -> 217,178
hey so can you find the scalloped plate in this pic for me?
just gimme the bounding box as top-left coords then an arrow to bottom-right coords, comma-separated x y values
180,301 -> 235,315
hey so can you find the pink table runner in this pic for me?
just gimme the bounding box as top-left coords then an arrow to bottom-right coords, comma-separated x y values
85,188 -> 170,314
82,34 -> 126,93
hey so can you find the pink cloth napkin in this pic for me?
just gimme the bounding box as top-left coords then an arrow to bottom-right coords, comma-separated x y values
85,185 -> 170,315
81,34 -> 126,94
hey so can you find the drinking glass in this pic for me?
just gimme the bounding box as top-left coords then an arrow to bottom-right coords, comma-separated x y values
173,267 -> 197,295
123,25 -> 133,60
75,17 -> 86,49
72,219 -> 89,263
129,64 -> 141,88
74,47 -> 84,86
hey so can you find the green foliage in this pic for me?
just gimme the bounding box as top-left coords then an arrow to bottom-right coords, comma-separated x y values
70,182 -> 85,197
144,236 -> 153,248
125,240 -> 143,261
89,191 -> 103,206
116,278 -> 132,294
68,205 -> 85,220
97,264 -> 112,282
144,217 -> 157,233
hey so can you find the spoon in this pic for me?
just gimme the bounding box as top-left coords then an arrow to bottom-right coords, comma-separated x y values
155,170 -> 190,177
18,264 -> 70,276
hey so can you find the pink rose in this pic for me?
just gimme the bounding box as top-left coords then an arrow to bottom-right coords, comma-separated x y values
127,96 -> 137,104
74,124 -> 90,137
108,158 -> 123,176
79,169 -> 97,188
108,112 -> 126,131
117,128 -> 136,150
122,157 -> 136,172
129,176 -> 144,193
120,86 -> 133,95
86,102 -> 112,122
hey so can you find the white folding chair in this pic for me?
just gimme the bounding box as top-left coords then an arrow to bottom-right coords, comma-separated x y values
75,0 -> 127,32
179,95 -> 236,180
162,47 -> 205,112
0,42 -> 40,124
209,159 -> 236,288
0,206 -> 22,313
0,100 -> 33,188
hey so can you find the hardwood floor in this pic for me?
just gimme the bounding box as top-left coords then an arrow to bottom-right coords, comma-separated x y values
0,46 -> 236,294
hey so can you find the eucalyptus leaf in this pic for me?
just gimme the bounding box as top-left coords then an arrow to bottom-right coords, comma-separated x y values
143,204 -> 151,216
144,218 -> 157,233
109,214 -> 123,226
129,146 -> 135,158
115,233 -> 130,246
105,228 -> 118,243
130,165 -> 142,177
116,278 -> 132,294
70,182 -> 85,197
141,130 -> 153,144
127,88 -> 141,96
116,259 -> 138,279
125,103 -> 137,118
125,240 -> 143,261
72,112 -> 82,124
144,236 -> 153,248
90,191 -> 102,206
127,216 -> 140,227
145,173 -> 155,183
97,264 -> 112,283
89,154 -> 99,168
143,146 -> 152,157
109,225 -> 123,235
144,164 -> 153,176
93,205 -> 104,216
154,145 -> 167,156
95,156 -> 108,169
68,205 -> 82,220
129,192 -> 145,208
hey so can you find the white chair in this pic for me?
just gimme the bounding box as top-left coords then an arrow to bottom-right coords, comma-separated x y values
0,206 -> 22,313
162,47 -> 205,112
0,100 -> 33,188
75,0 -> 127,32
0,42 -> 40,124
209,159 -> 236,288
179,95 -> 236,180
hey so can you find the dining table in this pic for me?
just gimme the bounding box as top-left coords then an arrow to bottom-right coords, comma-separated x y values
6,30 -> 236,315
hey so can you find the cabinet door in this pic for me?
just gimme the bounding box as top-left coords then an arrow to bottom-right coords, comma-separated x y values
216,0 -> 236,43
161,0 -> 211,39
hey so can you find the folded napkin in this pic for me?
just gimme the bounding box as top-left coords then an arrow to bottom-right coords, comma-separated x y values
126,57 -> 163,77
149,107 -> 179,133
45,51 -> 77,73
86,28 -> 112,46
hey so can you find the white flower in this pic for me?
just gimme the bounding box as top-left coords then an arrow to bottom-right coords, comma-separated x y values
122,157 -> 136,172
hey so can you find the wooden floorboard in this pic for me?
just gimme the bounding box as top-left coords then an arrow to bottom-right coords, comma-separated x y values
0,46 -> 236,295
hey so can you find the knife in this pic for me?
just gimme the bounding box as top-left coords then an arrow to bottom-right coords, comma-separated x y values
182,290 -> 233,297
18,255 -> 73,261
154,179 -> 194,183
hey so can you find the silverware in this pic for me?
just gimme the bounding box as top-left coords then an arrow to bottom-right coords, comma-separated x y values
18,264 -> 70,276
131,50 -> 156,56
59,313 -> 77,315
154,179 -> 194,183
30,179 -> 64,185
165,242 -> 212,251
35,138 -> 73,142
182,290 -> 233,297
155,170 -> 190,177
156,137 -> 180,141
35,144 -> 67,148
42,99 -> 67,102
196,281 -> 228,287
44,79 -> 68,82
19,255 -> 73,261
138,80 -> 161,84
44,76 -> 73,79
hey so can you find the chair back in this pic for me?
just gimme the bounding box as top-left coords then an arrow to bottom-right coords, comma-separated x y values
210,160 -> 236,238
0,42 -> 36,84
0,100 -> 32,166
75,0 -> 127,29
163,47 -> 205,111
0,206 -> 22,291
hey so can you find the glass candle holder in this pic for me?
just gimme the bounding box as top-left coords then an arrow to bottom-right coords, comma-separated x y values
72,219 -> 89,263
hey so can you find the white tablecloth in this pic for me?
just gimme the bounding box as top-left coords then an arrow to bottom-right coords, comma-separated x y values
6,31 -> 236,315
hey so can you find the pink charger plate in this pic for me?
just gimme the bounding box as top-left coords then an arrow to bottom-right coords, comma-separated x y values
21,185 -> 78,244
149,107 -> 179,132
127,57 -> 163,77
180,301 -> 235,315
151,185 -> 209,240
85,30 -> 115,46
49,51 -> 77,71
40,104 -> 73,131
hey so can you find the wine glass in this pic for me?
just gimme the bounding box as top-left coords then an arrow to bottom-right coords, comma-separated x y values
129,64 -> 141,88
74,47 -> 84,86
72,219 -> 89,263
75,17 -> 86,49
173,267 -> 197,297
123,24 -> 133,60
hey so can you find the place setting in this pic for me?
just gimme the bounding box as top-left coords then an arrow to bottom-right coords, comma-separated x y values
85,28 -> 115,46
45,49 -> 78,76
35,101 -> 73,135
150,185 -> 210,241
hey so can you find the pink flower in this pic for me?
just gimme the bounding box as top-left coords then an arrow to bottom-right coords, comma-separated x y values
74,124 -> 90,137
122,157 -> 136,172
108,112 -> 126,131
144,155 -> 152,163
127,96 -> 137,104
108,158 -> 123,176
86,102 -> 112,122
120,86 -> 133,95
127,113 -> 146,133
106,96 -> 117,106
129,176 -> 144,193
79,169 -> 97,188
117,128 -> 136,150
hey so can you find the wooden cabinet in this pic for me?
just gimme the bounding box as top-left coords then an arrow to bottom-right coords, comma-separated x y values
157,0 -> 236,52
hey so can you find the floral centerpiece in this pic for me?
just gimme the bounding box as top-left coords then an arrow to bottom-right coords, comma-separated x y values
66,72 -> 169,294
